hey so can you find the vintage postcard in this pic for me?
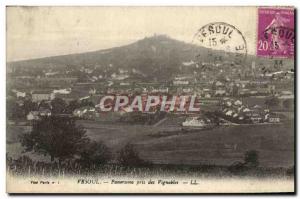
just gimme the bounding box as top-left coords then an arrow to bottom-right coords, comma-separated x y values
6,6 -> 295,193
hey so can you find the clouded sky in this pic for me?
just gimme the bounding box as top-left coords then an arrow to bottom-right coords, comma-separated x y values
7,6 -> 258,62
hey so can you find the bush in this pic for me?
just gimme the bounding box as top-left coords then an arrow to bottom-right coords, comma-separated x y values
244,150 -> 259,167
228,161 -> 245,173
286,166 -> 294,177
20,116 -> 89,162
229,150 -> 259,174
118,144 -> 151,167
77,141 -> 111,169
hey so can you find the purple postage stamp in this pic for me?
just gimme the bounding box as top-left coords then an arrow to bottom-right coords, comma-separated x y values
257,7 -> 294,58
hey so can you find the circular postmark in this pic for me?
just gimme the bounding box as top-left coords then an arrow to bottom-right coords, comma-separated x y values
192,22 -> 247,65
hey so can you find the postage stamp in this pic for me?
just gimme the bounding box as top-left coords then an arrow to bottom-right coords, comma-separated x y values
257,7 -> 294,58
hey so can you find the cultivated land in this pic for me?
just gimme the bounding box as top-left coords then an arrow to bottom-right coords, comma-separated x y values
82,120 -> 294,168
7,111 -> 294,169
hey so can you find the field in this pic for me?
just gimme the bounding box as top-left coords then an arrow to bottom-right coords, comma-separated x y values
78,118 -> 294,168
7,116 -> 294,169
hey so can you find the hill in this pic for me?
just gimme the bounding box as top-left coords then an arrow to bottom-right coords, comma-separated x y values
8,35 -> 292,80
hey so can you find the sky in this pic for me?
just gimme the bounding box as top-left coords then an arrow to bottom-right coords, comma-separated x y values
7,6 -> 258,62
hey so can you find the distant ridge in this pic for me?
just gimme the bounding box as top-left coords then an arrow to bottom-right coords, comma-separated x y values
8,35 -> 292,80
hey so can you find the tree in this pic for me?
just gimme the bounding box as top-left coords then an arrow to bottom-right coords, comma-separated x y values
283,99 -> 293,110
229,150 -> 259,174
7,98 -> 24,119
77,141 -> 111,168
38,100 -> 51,110
265,97 -> 280,108
228,161 -> 245,173
80,99 -> 95,107
118,144 -> 150,167
51,98 -> 67,114
23,99 -> 38,115
66,100 -> 81,113
20,116 -> 89,162
244,150 -> 259,167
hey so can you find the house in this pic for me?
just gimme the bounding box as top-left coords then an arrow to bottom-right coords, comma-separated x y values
53,88 -> 71,94
107,81 -> 114,87
120,82 -> 131,86
281,91 -> 293,95
215,89 -> 226,96
245,111 -> 263,123
226,101 -> 232,107
238,116 -> 244,120
257,88 -> 271,95
239,88 -> 250,95
27,111 -> 40,120
79,96 -> 90,101
80,67 -> 93,74
278,91 -> 294,99
234,100 -> 242,106
173,80 -> 189,85
111,73 -> 129,80
268,117 -> 280,123
250,90 -> 258,95
12,89 -> 26,98
182,61 -> 195,66
89,88 -> 97,95
39,109 -> 51,116
265,113 -> 281,123
73,106 -> 96,118
215,81 -> 224,87
225,110 -> 233,116
32,91 -> 55,102
253,105 -> 262,110
204,93 -> 211,98
278,94 -> 294,99
242,108 -> 251,112
119,69 -> 128,74
26,109 -> 51,120
45,71 -> 59,77
182,88 -> 192,93
237,105 -> 246,112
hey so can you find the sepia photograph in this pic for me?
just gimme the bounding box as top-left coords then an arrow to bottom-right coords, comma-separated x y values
5,6 -> 295,193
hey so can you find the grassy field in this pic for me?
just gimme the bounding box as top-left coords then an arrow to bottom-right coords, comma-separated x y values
7,117 -> 294,169
77,118 -> 294,168
137,123 -> 294,168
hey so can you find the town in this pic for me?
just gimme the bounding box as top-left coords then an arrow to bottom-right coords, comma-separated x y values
7,39 -> 294,127
6,35 -> 294,175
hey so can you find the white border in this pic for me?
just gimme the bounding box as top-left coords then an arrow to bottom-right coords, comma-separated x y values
1,0 -> 300,6
1,0 -> 299,198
